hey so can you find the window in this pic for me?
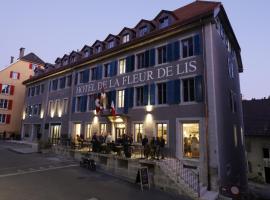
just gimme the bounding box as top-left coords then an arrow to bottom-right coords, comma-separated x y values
159,17 -> 169,29
230,91 -> 237,113
76,96 -> 82,112
137,53 -> 145,69
33,104 -> 38,115
183,123 -> 199,159
104,63 -> 110,78
10,71 -> 20,80
63,98 -> 68,114
117,90 -> 125,108
182,37 -> 194,58
0,114 -> 6,123
52,79 -> 58,91
85,124 -> 92,140
157,123 -> 167,144
119,59 -> 126,74
37,104 -> 41,116
233,125 -> 238,147
59,77 -> 66,89
183,78 -> 195,102
79,70 -> 89,84
31,87 -> 35,97
55,99 -> 61,116
108,40 -> 114,49
157,82 -> 167,104
63,59 -> 69,65
41,84 -> 44,93
0,99 -> 8,109
73,123 -> 81,137
36,85 -> 40,95
157,46 -> 167,64
263,148 -> 270,159
1,85 -> 10,94
91,67 -> 98,80
88,94 -> 96,111
48,100 -> 54,116
123,34 -> 130,43
139,26 -> 148,37
100,123 -> 108,135
84,50 -> 90,58
136,86 -> 144,106
67,75 -> 72,87
134,123 -> 144,142
96,46 -> 102,53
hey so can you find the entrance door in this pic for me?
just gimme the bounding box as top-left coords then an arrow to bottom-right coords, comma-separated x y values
50,124 -> 61,144
115,123 -> 125,139
265,167 -> 270,183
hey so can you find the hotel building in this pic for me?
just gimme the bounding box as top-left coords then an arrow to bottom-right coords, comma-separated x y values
22,1 -> 247,198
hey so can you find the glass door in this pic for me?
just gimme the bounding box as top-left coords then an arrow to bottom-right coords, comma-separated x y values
115,123 -> 126,140
50,124 -> 61,144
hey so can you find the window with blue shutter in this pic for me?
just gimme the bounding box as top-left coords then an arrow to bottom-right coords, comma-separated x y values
129,88 -> 134,108
126,55 -> 135,73
150,83 -> 156,105
83,69 -> 90,83
72,97 -> 76,112
195,75 -> 203,102
144,50 -> 150,68
167,79 -> 180,104
124,88 -> 134,113
194,34 -> 201,55
111,90 -> 116,105
167,43 -> 173,62
173,41 -> 180,61
60,77 -> 66,89
111,60 -> 117,76
81,95 -> 88,112
143,85 -> 148,105
75,73 -> 78,85
149,49 -> 155,67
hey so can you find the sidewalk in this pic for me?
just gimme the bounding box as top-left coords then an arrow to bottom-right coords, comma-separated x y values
0,140 -> 38,154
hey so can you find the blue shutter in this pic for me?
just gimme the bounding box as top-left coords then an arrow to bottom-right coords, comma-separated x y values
143,85 -> 148,105
81,95 -> 87,112
124,88 -> 129,113
75,73 -> 78,85
129,87 -> 134,108
149,48 -> 155,66
150,83 -> 155,105
195,75 -> 203,102
113,60 -> 118,76
173,41 -> 180,61
167,43 -> 173,62
72,97 -> 76,112
126,55 -> 135,73
144,50 -> 150,68
194,34 -> 201,55
167,81 -> 173,104
83,69 -> 89,83
174,79 -> 181,104
167,80 -> 180,104
107,92 -> 112,109
97,65 -> 103,80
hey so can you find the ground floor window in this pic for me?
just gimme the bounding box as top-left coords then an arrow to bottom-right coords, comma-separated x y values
100,123 -> 108,135
49,124 -> 61,144
134,123 -> 144,143
85,124 -> 92,140
115,123 -> 125,139
73,123 -> 81,138
156,123 -> 167,144
183,123 -> 199,159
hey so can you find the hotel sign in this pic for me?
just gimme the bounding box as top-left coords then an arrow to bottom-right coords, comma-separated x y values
76,57 -> 202,95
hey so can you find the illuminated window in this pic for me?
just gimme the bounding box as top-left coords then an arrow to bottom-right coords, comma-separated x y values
134,123 -> 144,142
183,123 -> 199,159
157,123 -> 167,144
100,123 -> 108,135
123,34 -> 130,43
48,100 -> 54,116
85,124 -> 92,140
119,59 -> 126,74
73,123 -> 81,137
117,90 -> 125,108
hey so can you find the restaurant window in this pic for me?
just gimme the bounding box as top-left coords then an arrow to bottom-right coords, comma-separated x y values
134,123 -> 144,143
100,123 -> 108,135
157,45 -> 167,64
1,84 -> 10,94
0,99 -> 8,109
263,148 -> 270,159
119,58 -> 126,74
104,63 -> 110,78
157,123 -> 167,144
182,37 -> 194,58
157,82 -> 167,104
136,86 -> 144,106
183,78 -> 195,102
122,34 -> 130,43
159,17 -> 169,29
117,90 -> 125,108
139,26 -> 148,37
137,53 -> 145,69
183,123 -> 199,159
85,124 -> 92,140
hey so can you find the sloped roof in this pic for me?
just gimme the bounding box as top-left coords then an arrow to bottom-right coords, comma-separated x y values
243,99 -> 270,136
20,52 -> 45,65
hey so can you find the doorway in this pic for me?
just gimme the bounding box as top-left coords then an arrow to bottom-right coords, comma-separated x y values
265,167 -> 270,183
115,123 -> 125,140
49,124 -> 61,144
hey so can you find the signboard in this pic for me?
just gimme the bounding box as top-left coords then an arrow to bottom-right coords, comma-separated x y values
76,57 -> 201,96
136,167 -> 150,191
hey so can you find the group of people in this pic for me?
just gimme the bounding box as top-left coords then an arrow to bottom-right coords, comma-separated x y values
142,135 -> 166,160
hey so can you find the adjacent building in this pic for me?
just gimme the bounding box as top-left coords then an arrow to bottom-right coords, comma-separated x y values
243,98 -> 270,184
0,48 -> 44,138
21,1 -> 247,198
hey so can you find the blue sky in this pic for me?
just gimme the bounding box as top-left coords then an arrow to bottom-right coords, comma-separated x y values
0,0 -> 269,99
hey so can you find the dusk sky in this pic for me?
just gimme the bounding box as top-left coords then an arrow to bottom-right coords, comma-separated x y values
0,0 -> 269,99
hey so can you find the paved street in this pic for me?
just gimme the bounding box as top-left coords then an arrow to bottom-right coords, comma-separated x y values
0,141 -> 189,200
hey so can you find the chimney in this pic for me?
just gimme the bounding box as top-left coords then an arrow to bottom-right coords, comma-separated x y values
10,56 -> 14,64
19,47 -> 25,59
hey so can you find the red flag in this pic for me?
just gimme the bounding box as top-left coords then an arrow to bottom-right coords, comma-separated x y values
111,101 -> 116,116
95,97 -> 100,114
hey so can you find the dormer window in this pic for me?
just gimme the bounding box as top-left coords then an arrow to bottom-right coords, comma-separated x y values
108,40 -> 114,49
139,26 -> 148,37
122,34 -> 130,43
84,50 -> 89,58
159,17 -> 169,29
64,59 -> 68,65
96,46 -> 102,53
71,56 -> 76,63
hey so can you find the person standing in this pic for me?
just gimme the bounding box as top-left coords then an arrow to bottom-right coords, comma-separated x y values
142,135 -> 149,159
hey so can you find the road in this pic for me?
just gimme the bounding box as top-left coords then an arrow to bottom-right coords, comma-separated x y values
0,141 -> 190,200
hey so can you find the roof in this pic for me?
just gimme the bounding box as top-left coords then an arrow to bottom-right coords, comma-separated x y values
243,99 -> 270,137
20,52 -> 45,65
24,1 -> 236,85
